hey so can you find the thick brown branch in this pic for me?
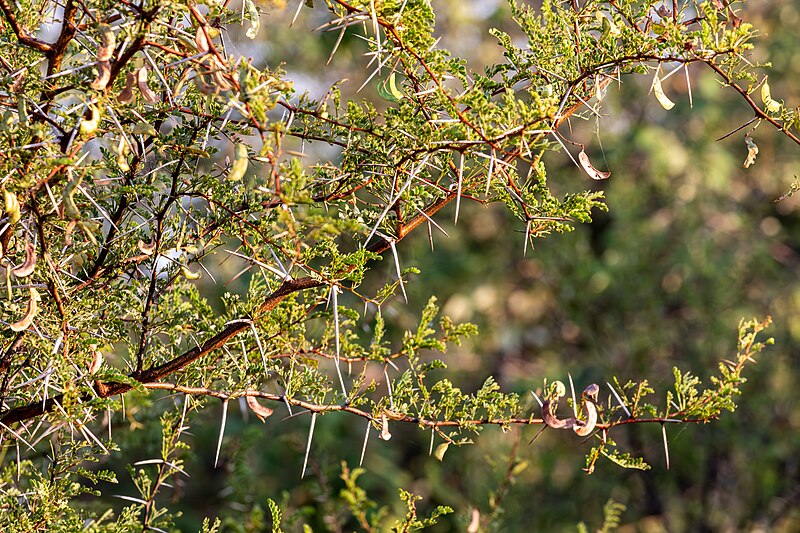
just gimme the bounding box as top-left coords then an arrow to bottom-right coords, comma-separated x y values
0,276 -> 322,425
0,0 -> 53,53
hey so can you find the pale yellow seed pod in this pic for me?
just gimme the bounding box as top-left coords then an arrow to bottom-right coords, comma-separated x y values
227,144 -> 248,181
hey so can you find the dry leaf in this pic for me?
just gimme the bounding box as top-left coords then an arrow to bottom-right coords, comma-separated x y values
652,73 -> 675,110
246,395 -> 274,422
578,150 -> 611,180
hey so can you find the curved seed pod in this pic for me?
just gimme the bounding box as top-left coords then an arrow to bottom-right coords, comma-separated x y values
652,73 -> 675,110
4,191 -> 21,224
118,71 -> 135,103
79,104 -> 101,136
761,78 -> 782,113
578,150 -> 611,180
193,72 -> 215,95
195,27 -> 210,53
9,288 -> 40,332
246,395 -> 274,422
115,137 -> 130,172
96,24 -> 116,62
181,265 -> 201,280
90,61 -> 112,90
227,144 -> 248,181
541,380 -> 577,429
542,399 -> 576,429
132,122 -> 157,136
573,383 -> 600,436
137,239 -> 156,255
136,67 -> 159,103
88,346 -> 104,374
208,69 -> 233,92
62,171 -> 82,219
11,239 -> 36,278
379,413 -> 392,440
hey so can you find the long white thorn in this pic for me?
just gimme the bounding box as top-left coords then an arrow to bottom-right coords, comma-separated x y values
454,152 -> 464,224
331,285 -> 348,400
684,64 -> 693,108
359,419 -> 371,466
301,412 -> 317,479
389,239 -> 407,303
606,381 -> 631,418
568,373 -> 578,418
485,150 -> 495,196
662,424 -> 670,470
214,399 -> 228,468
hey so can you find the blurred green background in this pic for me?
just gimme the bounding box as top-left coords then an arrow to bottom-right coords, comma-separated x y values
95,1 -> 800,531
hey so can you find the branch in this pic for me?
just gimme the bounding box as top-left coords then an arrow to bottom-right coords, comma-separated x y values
0,0 -> 53,53
0,276 -> 322,425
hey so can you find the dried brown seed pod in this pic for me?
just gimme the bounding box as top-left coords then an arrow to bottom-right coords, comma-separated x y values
246,395 -> 274,422
118,71 -> 135,103
136,67 -> 159,103
96,24 -> 116,62
9,288 -> 40,332
11,239 -> 36,278
90,61 -> 112,90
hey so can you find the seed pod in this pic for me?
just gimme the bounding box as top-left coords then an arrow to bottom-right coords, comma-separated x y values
195,27 -> 210,53
79,104 -> 101,136
227,144 -> 248,181
578,150 -> 611,180
652,73 -> 675,110
137,239 -> 156,255
90,60 -> 112,91
181,265 -> 201,280
246,395 -> 274,422
88,346 -> 104,374
96,24 -> 116,62
193,72 -> 215,95
9,288 -> 40,332
4,191 -> 21,224
62,170 -> 83,220
379,413 -> 391,440
11,239 -> 36,278
573,383 -> 600,437
136,67 -> 159,103
115,137 -> 130,172
132,122 -> 157,136
118,71 -> 135,103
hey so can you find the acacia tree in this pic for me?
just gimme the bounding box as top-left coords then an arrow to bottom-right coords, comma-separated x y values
0,0 -> 790,530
